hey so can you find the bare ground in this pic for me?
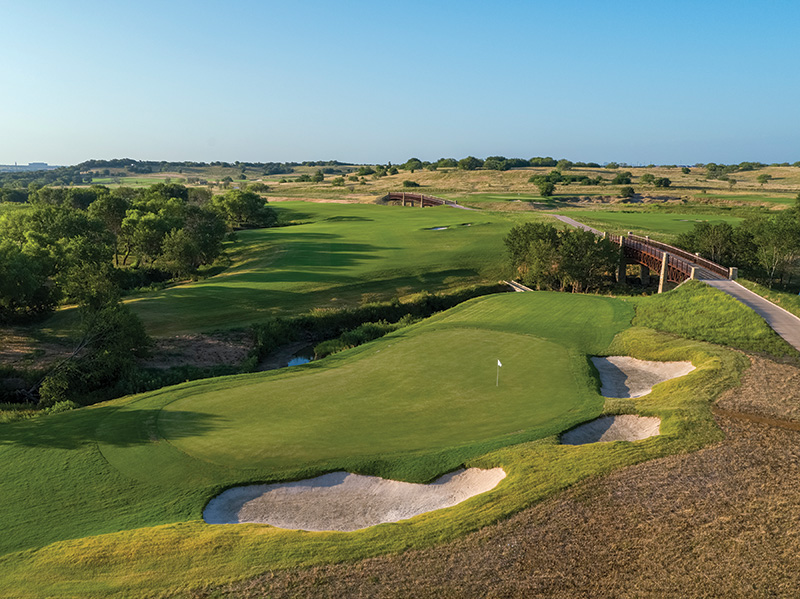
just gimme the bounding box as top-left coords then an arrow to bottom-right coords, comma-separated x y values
139,331 -> 254,369
716,354 -> 800,422
0,328 -> 72,370
201,355 -> 800,599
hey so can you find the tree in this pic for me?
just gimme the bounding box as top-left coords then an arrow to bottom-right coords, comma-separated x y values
504,223 -> 617,292
458,156 -> 483,171
639,173 -> 655,185
757,173 -> 772,186
402,158 -> 423,172
611,171 -> 632,185
311,170 -> 325,183
537,180 -> 555,197
212,190 -> 277,228
746,212 -> 800,286
653,177 -> 671,188
0,241 -> 58,322
619,186 -> 635,198
483,156 -> 509,171
682,167 -> 691,174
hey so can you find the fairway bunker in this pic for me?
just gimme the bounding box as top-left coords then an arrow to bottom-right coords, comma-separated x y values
591,356 -> 695,398
561,414 -> 661,445
203,468 -> 506,531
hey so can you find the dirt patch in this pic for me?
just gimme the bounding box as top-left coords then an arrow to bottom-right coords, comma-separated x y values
591,356 -> 695,398
0,328 -> 72,370
206,414 -> 800,599
560,415 -> 660,445
139,331 -> 253,369
716,354 -> 800,421
204,468 -> 506,532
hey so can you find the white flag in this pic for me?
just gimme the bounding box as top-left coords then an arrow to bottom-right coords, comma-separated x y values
497,359 -> 502,367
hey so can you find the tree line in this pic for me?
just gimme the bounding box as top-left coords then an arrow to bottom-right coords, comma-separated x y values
0,183 -> 276,323
676,197 -> 800,287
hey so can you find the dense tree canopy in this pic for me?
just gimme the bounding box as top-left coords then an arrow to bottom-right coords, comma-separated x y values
505,223 -> 618,292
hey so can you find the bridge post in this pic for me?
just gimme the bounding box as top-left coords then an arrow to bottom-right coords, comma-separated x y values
640,264 -> 650,286
658,252 -> 669,294
690,266 -> 697,280
729,267 -> 738,280
616,245 -> 627,284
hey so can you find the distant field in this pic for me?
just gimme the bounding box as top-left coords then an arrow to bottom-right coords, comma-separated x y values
122,202 -> 543,335
698,193 -> 796,206
559,210 -> 744,239
87,176 -> 179,187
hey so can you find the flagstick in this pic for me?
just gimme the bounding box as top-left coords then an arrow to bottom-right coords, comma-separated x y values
496,362 -> 499,387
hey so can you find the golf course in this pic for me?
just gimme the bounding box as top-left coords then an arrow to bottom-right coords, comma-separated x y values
2,279 -> 775,597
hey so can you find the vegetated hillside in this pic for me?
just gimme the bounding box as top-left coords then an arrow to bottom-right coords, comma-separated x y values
0,289 -> 745,599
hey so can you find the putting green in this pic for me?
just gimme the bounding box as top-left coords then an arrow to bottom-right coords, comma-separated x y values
158,328 -> 595,470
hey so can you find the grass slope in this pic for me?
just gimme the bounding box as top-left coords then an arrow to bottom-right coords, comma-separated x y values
0,288 -> 752,598
630,280 -> 799,358
122,202 -> 539,335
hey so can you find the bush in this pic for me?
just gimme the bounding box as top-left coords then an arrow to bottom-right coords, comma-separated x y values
402,180 -> 420,188
619,186 -> 635,198
611,171 -> 632,185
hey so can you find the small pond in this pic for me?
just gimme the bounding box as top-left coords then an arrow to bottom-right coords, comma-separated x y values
286,345 -> 316,367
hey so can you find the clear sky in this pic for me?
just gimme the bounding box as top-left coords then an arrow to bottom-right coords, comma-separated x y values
1,0 -> 798,166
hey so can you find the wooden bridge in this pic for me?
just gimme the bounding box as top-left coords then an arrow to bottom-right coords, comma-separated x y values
379,192 -> 470,209
554,215 -> 737,292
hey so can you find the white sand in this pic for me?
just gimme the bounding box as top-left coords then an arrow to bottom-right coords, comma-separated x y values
591,356 -> 695,398
204,467 -> 506,532
561,414 -> 661,445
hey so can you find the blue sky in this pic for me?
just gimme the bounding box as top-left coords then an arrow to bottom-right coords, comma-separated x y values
1,0 -> 798,165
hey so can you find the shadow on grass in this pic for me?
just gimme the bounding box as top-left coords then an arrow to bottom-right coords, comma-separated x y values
0,406 -> 223,450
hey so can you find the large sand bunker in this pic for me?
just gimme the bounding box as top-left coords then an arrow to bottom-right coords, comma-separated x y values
591,356 -> 695,398
561,415 -> 661,445
204,468 -> 506,532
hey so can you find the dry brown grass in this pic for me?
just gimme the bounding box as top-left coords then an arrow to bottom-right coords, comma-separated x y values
139,330 -> 253,370
716,355 -> 800,422
203,355 -> 800,599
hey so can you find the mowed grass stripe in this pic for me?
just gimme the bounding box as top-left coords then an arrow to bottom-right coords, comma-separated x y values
125,202 -> 530,335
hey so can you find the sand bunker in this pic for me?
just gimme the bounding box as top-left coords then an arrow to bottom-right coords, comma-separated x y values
561,415 -> 661,445
204,468 -> 506,532
591,356 -> 695,398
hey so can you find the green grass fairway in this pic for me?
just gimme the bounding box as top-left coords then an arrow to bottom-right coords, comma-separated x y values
122,202 -> 534,335
0,289 -> 751,598
561,210 -> 744,238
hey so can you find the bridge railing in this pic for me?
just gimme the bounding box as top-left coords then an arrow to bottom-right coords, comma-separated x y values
628,234 -> 729,278
380,192 -> 460,207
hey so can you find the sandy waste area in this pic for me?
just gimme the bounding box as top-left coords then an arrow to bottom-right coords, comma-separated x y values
561,414 -> 661,445
591,356 -> 695,398
204,468 -> 506,531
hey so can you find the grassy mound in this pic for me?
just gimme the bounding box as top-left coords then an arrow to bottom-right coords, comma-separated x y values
630,280 -> 798,357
